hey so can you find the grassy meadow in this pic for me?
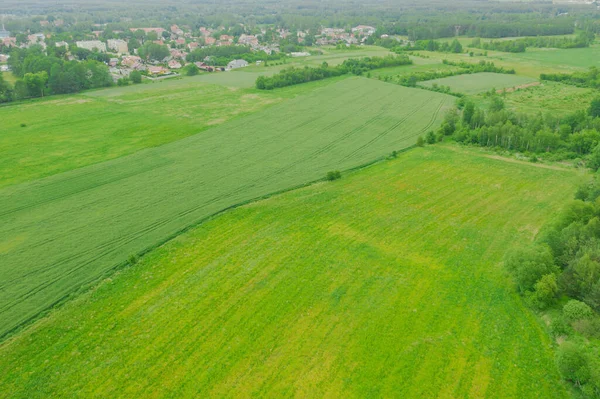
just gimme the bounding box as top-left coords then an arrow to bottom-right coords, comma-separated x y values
0,145 -> 582,398
488,45 -> 600,72
497,81 -> 595,116
419,72 -> 537,95
0,77 -> 455,339
0,74 -> 344,188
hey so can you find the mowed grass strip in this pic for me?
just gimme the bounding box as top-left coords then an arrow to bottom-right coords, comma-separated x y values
0,77 -> 455,339
419,72 -> 537,95
0,146 -> 580,398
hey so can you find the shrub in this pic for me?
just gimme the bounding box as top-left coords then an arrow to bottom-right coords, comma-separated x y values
531,273 -> 559,309
556,342 -> 590,384
426,131 -> 436,144
129,70 -> 142,84
326,171 -> 341,181
504,246 -> 556,293
550,316 -> 572,337
416,136 -> 425,147
20,123 -> 26,127
572,317 -> 600,338
563,300 -> 594,322
127,254 -> 138,266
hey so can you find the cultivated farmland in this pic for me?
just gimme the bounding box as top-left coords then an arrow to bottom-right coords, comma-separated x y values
0,77 -> 455,339
419,72 -> 538,95
0,76 -> 337,188
0,146 -> 580,398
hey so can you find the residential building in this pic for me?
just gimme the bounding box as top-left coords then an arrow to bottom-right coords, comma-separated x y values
147,65 -> 168,75
238,34 -> 259,46
107,39 -> 128,54
168,60 -> 182,69
226,59 -> 249,70
171,25 -> 184,35
76,40 -> 107,52
121,55 -> 142,68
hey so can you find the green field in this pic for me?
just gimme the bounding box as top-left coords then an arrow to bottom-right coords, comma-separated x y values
489,46 -> 600,72
498,81 -> 595,116
419,72 -> 538,95
0,77 -> 455,339
1,71 -> 16,85
0,145 -> 580,398
0,75 -> 340,188
369,62 -> 461,80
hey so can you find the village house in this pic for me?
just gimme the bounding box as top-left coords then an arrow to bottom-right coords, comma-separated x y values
0,54 -> 9,63
108,58 -> 119,67
170,49 -> 187,59
351,25 -> 376,36
2,37 -> 16,47
171,25 -> 184,36
76,40 -> 107,52
107,39 -> 128,54
226,59 -> 249,70
147,65 -> 169,75
187,42 -> 199,51
205,37 -> 217,45
194,61 -> 214,72
219,35 -> 234,43
121,55 -> 142,68
238,34 -> 259,46
168,60 -> 182,69
175,38 -> 186,45
55,41 -> 68,48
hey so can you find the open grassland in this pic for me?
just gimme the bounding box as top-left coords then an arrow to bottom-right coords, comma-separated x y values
242,46 -> 393,72
419,72 -> 537,95
369,62 -> 461,80
0,75 -> 342,188
1,71 -> 16,85
412,51 -> 579,78
0,77 -> 455,339
489,45 -> 600,72
0,146 -> 581,398
494,81 -> 595,116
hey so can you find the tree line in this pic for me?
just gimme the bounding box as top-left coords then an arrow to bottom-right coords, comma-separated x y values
503,187 -> 600,397
378,59 -> 514,90
255,54 -> 412,90
1,45 -> 112,102
425,97 -> 600,397
441,95 -> 600,160
541,67 -> 600,89
470,32 -> 595,53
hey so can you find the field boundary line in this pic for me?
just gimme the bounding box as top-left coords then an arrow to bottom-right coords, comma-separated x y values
0,144 -> 415,343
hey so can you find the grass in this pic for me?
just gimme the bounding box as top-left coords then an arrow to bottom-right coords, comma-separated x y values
496,81 -> 595,116
488,45 -> 600,72
1,71 -> 16,85
0,77 -> 455,339
369,62 -> 461,80
0,145 -> 582,398
419,72 -> 538,95
0,75 -> 342,188
411,50 -> 579,78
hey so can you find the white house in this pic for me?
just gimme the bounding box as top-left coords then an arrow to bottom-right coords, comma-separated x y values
76,40 -> 107,52
226,59 -> 249,70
